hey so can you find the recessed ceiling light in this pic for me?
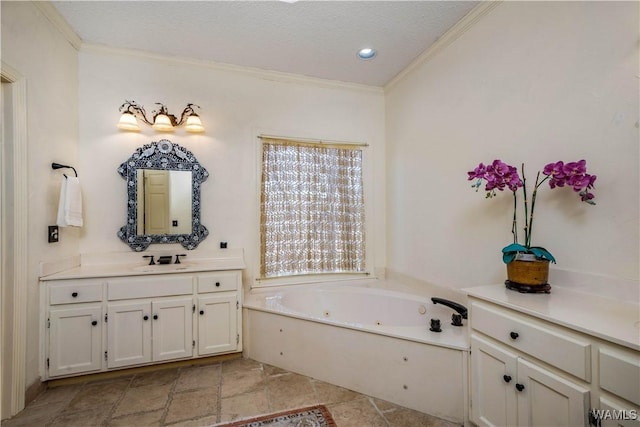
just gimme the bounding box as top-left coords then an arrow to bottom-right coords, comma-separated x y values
357,48 -> 376,60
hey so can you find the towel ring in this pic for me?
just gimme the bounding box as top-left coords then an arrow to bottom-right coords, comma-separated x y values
52,162 -> 78,178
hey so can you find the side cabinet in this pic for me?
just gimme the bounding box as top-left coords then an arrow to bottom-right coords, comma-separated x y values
469,297 -> 640,427
42,269 -> 243,380
470,300 -> 591,427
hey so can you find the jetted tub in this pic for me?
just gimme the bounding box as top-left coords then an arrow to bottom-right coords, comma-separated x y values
243,278 -> 470,424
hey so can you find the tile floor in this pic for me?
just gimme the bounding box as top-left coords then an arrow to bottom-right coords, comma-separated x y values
1,357 -> 459,427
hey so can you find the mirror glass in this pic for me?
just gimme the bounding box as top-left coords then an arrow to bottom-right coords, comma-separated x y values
117,139 -> 209,251
135,169 -> 193,235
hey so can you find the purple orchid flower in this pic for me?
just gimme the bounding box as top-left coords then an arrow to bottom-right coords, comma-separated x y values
468,159 -> 597,261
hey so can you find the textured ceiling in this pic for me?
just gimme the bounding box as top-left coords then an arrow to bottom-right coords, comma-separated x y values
52,1 -> 478,87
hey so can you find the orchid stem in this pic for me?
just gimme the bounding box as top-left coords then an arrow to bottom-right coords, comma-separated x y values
521,164 -> 529,249
527,171 -> 542,248
527,173 -> 550,248
512,191 -> 518,243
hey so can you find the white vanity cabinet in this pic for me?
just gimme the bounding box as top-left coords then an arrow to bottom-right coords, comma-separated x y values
470,301 -> 590,427
46,279 -> 104,377
41,268 -> 243,380
467,286 -> 640,427
107,297 -> 194,368
106,276 -> 194,368
196,272 -> 242,356
597,345 -> 640,427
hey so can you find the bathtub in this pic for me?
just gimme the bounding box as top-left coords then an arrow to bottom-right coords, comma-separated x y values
243,278 -> 470,424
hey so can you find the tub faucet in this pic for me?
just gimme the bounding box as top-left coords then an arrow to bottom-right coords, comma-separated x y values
431,297 -> 468,319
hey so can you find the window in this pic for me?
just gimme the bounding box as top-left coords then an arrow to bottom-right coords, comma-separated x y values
259,136 -> 366,279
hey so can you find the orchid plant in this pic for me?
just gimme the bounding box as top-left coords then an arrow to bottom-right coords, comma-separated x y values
468,159 -> 597,264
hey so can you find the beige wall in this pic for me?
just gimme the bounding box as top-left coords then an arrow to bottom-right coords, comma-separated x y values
76,47 -> 387,283
1,2 -> 79,390
385,2 -> 639,289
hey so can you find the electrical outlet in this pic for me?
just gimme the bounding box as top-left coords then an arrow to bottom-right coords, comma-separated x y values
48,226 -> 59,243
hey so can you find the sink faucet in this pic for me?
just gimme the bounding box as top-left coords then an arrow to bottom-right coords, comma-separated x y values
431,297 -> 468,319
143,255 -> 155,265
175,254 -> 186,264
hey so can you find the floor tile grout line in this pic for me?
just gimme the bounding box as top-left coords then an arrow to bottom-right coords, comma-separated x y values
102,375 -> 135,426
367,396 -> 392,427
41,381 -> 85,427
158,366 -> 182,426
216,362 -> 223,425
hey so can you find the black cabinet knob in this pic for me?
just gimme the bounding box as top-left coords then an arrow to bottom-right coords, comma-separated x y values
199,310 -> 204,315
451,313 -> 463,327
143,315 -> 149,321
215,282 -> 221,287
153,314 -> 158,320
515,383 -> 525,392
91,320 -> 97,326
510,331 -> 519,340
503,375 -> 512,383
71,292 -> 78,297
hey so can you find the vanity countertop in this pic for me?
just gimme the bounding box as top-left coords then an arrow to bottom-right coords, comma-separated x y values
464,284 -> 640,351
40,252 -> 246,281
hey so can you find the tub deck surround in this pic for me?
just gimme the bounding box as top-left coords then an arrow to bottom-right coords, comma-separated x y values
39,249 -> 246,281
245,279 -> 469,350
463,284 -> 640,351
243,279 -> 470,424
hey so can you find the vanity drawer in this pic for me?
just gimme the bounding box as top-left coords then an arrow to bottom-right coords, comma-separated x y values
471,301 -> 591,381
599,346 -> 640,406
108,275 -> 193,300
198,271 -> 240,293
50,281 -> 103,305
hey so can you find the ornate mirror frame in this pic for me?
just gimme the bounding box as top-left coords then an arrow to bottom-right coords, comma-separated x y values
117,139 -> 209,251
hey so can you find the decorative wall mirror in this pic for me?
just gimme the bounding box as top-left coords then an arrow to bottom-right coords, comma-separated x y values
117,139 -> 209,251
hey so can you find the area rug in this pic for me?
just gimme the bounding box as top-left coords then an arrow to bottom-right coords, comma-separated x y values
215,405 -> 337,427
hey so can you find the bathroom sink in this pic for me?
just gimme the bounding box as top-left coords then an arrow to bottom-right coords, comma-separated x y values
132,263 -> 193,273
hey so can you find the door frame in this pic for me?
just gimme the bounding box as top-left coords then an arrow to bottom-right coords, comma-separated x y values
1,61 -> 29,419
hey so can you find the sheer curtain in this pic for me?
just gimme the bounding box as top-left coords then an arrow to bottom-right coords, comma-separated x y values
260,137 -> 366,278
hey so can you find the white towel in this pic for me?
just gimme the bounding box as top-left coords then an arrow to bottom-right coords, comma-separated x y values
56,176 -> 83,227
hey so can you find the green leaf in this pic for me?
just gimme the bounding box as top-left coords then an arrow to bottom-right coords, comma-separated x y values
501,243 -> 528,264
501,243 -> 528,254
528,247 -> 557,264
502,252 -> 517,264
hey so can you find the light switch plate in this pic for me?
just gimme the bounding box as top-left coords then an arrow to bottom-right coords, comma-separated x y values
48,225 -> 59,243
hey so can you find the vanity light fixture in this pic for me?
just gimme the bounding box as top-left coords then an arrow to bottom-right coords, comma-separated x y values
117,100 -> 205,133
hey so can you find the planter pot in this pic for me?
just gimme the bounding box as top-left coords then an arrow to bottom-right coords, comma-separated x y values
505,253 -> 551,293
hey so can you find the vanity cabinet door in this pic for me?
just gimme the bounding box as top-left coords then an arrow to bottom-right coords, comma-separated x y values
49,305 -> 102,377
107,297 -> 193,368
471,334 -> 518,427
197,294 -> 238,356
516,358 -> 590,427
107,301 -> 152,368
471,334 -> 590,427
152,297 -> 193,362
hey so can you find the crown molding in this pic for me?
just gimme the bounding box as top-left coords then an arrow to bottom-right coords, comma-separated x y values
80,43 -> 385,95
385,1 -> 502,92
32,1 -> 82,50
